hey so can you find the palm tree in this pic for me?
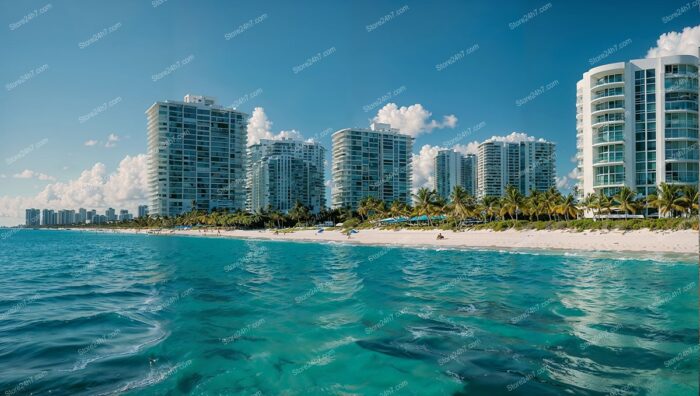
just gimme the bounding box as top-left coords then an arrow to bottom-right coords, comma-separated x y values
501,185 -> 523,221
480,196 -> 500,222
357,196 -> 380,222
543,187 -> 562,220
449,186 -> 471,228
613,186 -> 639,218
581,193 -> 596,218
647,183 -> 685,218
289,201 -> 311,226
412,187 -> 438,226
680,185 -> 699,217
555,194 -> 579,221
268,210 -> 284,229
389,200 -> 410,219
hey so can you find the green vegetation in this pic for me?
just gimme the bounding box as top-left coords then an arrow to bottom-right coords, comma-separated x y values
43,183 -> 698,232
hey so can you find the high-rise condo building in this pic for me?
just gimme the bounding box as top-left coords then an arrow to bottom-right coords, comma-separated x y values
138,205 -> 149,218
105,208 -> 116,221
434,150 -> 477,200
331,123 -> 413,210
576,52 -> 699,200
57,210 -> 75,225
25,209 -> 40,226
78,208 -> 87,224
118,209 -> 132,221
146,94 -> 248,217
41,209 -> 56,226
248,138 -> 325,214
86,210 -> 96,223
477,137 -> 556,198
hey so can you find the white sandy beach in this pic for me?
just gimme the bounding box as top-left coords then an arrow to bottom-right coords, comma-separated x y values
71,227 -> 699,255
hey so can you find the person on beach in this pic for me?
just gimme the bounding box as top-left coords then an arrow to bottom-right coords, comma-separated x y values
436,233 -> 445,240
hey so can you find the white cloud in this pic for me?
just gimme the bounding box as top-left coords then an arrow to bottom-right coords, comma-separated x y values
0,174 -> 6,179
372,103 -> 458,137
556,167 -> 580,191
0,154 -> 148,224
411,141 -> 479,192
105,133 -> 120,148
412,144 -> 441,192
453,142 -> 479,156
646,25 -> 700,58
412,132 -> 549,192
12,169 -> 56,181
484,132 -> 548,144
246,107 -> 305,146
84,139 -> 99,147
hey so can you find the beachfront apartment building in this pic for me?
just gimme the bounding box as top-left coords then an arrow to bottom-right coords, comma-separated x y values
41,209 -> 56,226
331,123 -> 413,210
248,138 -> 325,214
138,205 -> 149,218
146,94 -> 248,217
477,138 -> 556,198
118,210 -> 133,221
575,53 -> 699,202
77,208 -> 87,223
25,209 -> 40,226
434,150 -> 477,200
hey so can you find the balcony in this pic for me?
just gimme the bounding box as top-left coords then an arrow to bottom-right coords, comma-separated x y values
592,133 -> 624,146
592,75 -> 624,89
593,153 -> 625,166
593,177 -> 625,187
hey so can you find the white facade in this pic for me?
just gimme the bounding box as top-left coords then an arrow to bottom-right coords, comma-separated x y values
146,94 -> 248,217
332,123 -> 413,210
248,138 -> 325,214
434,150 -> 477,199
576,53 -> 699,200
477,139 -> 556,198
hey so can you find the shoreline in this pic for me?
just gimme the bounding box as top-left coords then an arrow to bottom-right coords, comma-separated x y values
57,227 -> 699,256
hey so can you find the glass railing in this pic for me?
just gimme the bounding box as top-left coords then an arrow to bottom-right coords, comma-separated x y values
595,152 -> 625,163
593,103 -> 625,113
593,113 -> 625,124
593,74 -> 623,88
593,132 -> 624,144
592,88 -> 624,100
665,101 -> 699,111
594,175 -> 625,186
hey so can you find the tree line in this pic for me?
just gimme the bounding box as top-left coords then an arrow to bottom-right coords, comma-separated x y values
61,182 -> 696,230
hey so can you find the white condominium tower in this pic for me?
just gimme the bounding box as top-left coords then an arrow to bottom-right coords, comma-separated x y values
434,150 -> 477,199
146,94 -> 248,217
332,123 -> 413,210
477,137 -> 556,198
248,138 -> 325,214
576,53 -> 699,199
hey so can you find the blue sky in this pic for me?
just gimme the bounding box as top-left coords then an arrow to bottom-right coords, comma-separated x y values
0,0 -> 698,225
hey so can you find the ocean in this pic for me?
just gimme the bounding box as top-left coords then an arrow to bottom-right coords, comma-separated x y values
0,230 -> 697,395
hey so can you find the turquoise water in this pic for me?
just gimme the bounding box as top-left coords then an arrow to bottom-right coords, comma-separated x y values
0,230 -> 697,395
